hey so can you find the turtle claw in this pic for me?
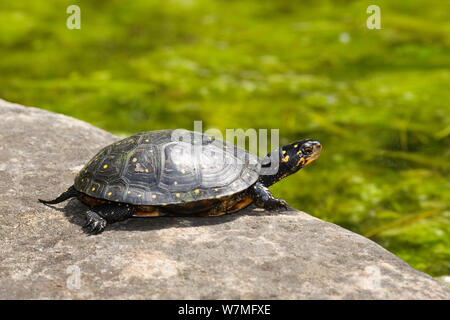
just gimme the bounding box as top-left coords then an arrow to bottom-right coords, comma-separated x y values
83,211 -> 107,234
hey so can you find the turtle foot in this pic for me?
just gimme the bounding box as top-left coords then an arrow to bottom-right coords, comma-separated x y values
263,198 -> 289,211
83,211 -> 107,234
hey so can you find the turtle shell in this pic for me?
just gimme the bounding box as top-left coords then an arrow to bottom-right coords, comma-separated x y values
74,129 -> 261,205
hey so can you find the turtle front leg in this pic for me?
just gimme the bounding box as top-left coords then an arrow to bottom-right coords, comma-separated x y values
249,182 -> 289,211
83,203 -> 135,234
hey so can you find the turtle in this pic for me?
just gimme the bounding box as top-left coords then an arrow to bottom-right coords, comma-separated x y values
39,129 -> 321,234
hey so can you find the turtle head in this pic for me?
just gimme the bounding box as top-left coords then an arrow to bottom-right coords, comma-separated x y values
259,139 -> 322,186
282,139 -> 322,170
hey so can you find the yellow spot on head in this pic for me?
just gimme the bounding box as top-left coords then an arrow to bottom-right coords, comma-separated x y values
145,139 -> 149,142
145,169 -> 149,173
194,189 -> 200,194
181,169 -> 186,174
214,188 -> 218,192
282,150 -> 286,155
138,194 -> 142,198
174,181 -> 178,185
281,155 -> 290,162
296,157 -> 305,167
294,144 -> 298,148
132,158 -> 137,162
152,195 -> 157,199
176,193 -> 180,197
108,192 -> 112,196
91,187 -> 96,191
127,191 -> 131,194
103,164 -> 108,169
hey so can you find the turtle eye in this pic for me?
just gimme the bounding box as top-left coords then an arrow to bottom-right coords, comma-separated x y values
303,146 -> 313,154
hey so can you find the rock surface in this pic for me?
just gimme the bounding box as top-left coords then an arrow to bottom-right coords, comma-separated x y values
0,98 -> 449,299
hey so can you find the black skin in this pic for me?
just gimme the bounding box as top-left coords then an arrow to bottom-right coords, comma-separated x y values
39,139 -> 321,234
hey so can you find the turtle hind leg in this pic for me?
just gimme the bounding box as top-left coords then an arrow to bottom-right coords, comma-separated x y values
83,202 -> 135,235
39,185 -> 79,205
83,210 -> 107,234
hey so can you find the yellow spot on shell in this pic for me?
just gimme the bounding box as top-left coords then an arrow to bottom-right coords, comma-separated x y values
214,188 -> 218,192
91,187 -> 96,191
132,158 -> 137,162
128,191 -> 131,194
145,169 -> 149,173
194,189 -> 200,194
145,139 -> 149,142
152,195 -> 157,199
174,181 -> 178,185
281,155 -> 290,162
294,144 -> 298,148
176,193 -> 180,197
103,164 -> 108,169
138,194 -> 142,198
181,169 -> 186,174
108,192 -> 112,196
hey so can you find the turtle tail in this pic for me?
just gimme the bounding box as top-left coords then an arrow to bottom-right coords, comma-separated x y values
39,185 -> 79,205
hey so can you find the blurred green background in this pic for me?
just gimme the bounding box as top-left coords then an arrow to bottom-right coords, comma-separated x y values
0,0 -> 449,277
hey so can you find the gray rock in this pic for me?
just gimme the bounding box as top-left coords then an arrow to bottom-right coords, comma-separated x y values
0,98 -> 449,299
